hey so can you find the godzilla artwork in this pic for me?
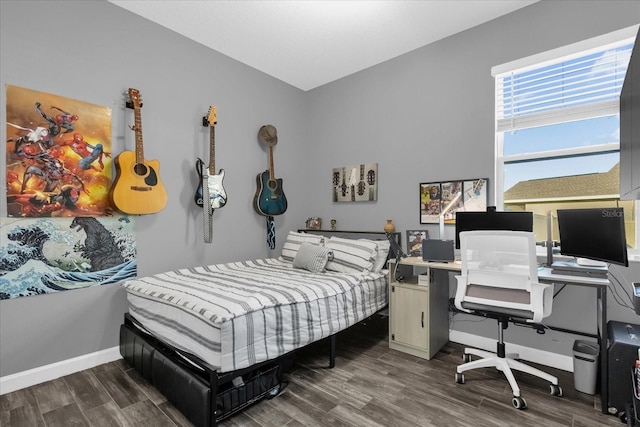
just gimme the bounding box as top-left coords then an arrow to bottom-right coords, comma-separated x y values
70,217 -> 125,271
0,216 -> 136,299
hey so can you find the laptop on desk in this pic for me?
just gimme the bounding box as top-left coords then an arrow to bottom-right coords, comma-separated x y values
422,239 -> 455,262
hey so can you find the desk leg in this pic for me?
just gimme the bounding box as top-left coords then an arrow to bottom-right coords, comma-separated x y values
600,286 -> 609,414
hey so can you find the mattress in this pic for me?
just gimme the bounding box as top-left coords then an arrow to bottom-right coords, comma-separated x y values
122,258 -> 387,372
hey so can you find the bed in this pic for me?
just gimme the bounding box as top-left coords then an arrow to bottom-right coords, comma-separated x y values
119,230 -> 399,427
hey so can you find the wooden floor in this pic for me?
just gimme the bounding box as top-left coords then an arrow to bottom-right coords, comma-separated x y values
0,315 -> 623,427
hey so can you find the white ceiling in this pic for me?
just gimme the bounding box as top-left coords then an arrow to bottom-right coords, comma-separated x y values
109,0 -> 538,91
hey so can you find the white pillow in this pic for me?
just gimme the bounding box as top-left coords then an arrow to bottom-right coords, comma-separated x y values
325,236 -> 378,274
360,239 -> 391,273
293,243 -> 333,273
281,231 -> 325,262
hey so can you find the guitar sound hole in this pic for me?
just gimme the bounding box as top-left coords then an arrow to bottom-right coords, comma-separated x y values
134,163 -> 148,176
268,179 -> 278,191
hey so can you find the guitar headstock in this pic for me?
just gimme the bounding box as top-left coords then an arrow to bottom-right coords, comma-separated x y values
205,106 -> 217,127
127,88 -> 142,109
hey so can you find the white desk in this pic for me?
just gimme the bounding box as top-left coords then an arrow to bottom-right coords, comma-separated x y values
393,257 -> 611,414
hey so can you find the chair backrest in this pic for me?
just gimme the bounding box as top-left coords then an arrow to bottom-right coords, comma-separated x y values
455,230 -> 552,323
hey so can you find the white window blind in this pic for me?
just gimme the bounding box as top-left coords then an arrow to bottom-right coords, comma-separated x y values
495,41 -> 633,133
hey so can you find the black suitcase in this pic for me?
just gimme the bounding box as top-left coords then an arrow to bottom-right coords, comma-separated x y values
608,321 -> 640,417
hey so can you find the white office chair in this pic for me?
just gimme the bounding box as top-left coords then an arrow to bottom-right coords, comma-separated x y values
454,230 -> 562,410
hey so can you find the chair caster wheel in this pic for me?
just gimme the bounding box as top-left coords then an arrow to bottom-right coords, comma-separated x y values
549,384 -> 563,397
462,353 -> 472,363
455,373 -> 465,384
512,396 -> 527,410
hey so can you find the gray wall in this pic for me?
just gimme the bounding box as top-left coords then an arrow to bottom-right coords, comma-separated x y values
303,0 -> 640,355
0,0 -> 309,377
1,0 -> 639,377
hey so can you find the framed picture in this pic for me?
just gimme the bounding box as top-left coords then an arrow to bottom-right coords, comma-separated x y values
420,178 -> 488,224
306,217 -> 322,230
406,230 -> 429,256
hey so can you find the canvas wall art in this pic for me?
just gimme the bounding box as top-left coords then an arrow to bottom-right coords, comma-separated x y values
332,163 -> 378,202
0,215 -> 136,299
5,85 -> 112,217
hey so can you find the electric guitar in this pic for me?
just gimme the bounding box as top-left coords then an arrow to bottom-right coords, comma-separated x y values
348,167 -> 357,201
254,125 -> 287,216
195,106 -> 227,209
110,88 -> 167,214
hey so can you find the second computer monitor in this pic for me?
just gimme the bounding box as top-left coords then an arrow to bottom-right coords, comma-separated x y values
455,210 -> 533,249
557,207 -> 628,267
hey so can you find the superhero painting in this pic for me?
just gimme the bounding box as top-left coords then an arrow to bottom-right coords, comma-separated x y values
5,85 -> 112,217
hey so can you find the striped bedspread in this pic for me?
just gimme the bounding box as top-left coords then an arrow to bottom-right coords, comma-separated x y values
122,258 -> 388,372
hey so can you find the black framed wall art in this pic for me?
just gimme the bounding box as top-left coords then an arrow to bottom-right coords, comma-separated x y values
420,178 -> 488,224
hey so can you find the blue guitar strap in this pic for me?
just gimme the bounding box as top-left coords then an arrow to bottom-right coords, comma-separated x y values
266,216 -> 275,249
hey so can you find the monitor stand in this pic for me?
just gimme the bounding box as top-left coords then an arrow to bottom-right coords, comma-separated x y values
551,260 -> 608,279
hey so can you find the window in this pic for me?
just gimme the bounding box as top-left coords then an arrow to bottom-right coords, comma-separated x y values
493,26 -> 638,251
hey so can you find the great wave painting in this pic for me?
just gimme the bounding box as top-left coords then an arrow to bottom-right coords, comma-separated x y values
0,215 -> 136,299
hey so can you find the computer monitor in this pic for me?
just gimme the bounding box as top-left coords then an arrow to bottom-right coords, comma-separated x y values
455,210 -> 533,249
557,207 -> 628,267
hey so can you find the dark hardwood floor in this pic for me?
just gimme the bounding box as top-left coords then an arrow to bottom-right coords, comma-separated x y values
0,315 -> 623,426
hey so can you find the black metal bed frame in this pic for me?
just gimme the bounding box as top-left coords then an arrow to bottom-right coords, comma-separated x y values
119,230 -> 397,426
120,313 -> 336,427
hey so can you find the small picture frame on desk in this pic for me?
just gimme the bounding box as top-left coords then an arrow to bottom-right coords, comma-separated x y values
406,230 -> 429,256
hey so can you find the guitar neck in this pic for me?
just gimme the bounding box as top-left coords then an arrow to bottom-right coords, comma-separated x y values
269,145 -> 275,180
209,124 -> 216,175
133,105 -> 144,163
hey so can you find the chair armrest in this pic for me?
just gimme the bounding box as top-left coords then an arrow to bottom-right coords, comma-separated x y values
529,282 -> 554,323
454,275 -> 472,314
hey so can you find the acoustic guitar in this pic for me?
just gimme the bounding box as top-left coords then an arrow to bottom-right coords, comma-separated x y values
195,106 -> 227,209
110,88 -> 167,214
367,167 -> 376,200
254,125 -> 287,216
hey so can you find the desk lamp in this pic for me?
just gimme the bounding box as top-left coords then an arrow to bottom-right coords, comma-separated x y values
439,191 -> 462,239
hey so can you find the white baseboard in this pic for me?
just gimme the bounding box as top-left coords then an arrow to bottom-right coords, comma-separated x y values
1,333 -> 573,395
449,330 -> 574,372
0,346 -> 121,395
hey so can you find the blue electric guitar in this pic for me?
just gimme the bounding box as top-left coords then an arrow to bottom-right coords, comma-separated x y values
254,125 -> 287,216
